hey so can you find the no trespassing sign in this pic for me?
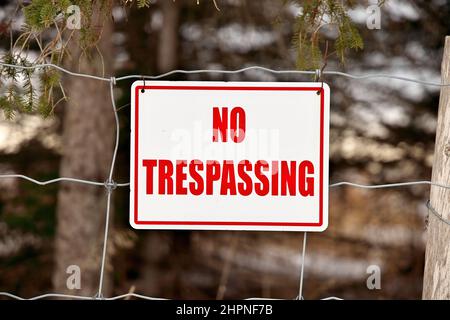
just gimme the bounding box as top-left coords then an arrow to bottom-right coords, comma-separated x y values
130,81 -> 330,232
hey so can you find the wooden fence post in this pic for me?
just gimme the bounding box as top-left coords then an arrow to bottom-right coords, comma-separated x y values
422,36 -> 450,300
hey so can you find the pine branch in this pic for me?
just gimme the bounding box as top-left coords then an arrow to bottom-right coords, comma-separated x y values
291,0 -> 364,70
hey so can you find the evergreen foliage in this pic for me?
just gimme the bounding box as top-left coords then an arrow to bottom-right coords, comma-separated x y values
1,0 -> 114,119
289,0 -> 367,69
137,0 -> 151,8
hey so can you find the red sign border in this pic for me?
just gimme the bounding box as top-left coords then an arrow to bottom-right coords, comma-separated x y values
133,84 -> 326,227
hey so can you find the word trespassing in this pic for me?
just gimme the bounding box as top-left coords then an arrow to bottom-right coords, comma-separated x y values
142,159 -> 315,196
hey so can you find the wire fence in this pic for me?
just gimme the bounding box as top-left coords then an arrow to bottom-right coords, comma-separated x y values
0,62 -> 449,301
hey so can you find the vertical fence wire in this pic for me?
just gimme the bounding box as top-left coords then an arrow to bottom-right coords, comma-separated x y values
96,77 -> 120,298
298,232 -> 308,300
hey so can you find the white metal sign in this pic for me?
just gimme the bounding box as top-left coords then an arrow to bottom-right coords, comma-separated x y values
130,81 -> 329,231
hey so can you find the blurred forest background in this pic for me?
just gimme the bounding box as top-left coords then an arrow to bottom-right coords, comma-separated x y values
0,0 -> 448,299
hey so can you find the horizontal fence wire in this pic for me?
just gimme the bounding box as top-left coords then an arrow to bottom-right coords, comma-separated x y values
0,62 -> 449,87
0,174 -> 129,187
0,291 -> 342,300
0,174 -> 448,191
329,181 -> 450,189
0,61 -> 449,301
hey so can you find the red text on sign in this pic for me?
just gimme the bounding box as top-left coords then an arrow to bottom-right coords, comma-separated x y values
212,107 -> 246,143
142,159 -> 315,197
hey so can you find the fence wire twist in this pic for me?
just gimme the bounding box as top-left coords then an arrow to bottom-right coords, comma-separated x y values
0,62 -> 449,301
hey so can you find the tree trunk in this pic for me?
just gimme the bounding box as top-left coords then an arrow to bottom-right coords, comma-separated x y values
52,17 -> 115,296
422,36 -> 450,300
158,0 -> 180,72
